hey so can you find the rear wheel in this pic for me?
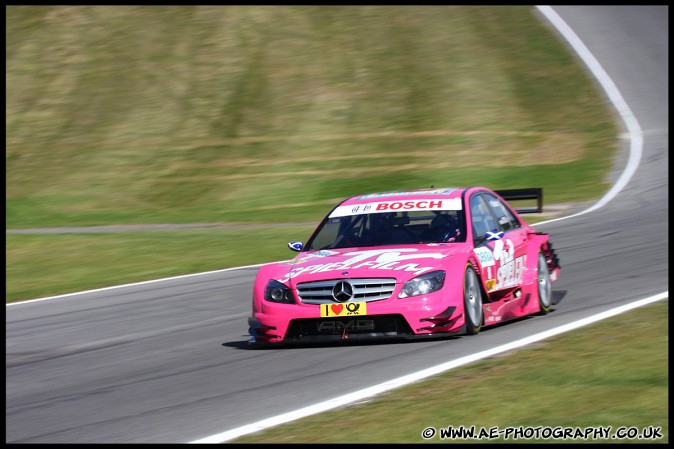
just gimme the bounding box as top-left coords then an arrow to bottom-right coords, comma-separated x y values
464,266 -> 483,335
537,252 -> 552,314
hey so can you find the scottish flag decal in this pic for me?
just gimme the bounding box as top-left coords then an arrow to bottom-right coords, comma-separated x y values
486,231 -> 504,241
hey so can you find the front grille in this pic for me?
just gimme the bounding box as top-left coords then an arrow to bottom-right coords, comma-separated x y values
296,278 -> 397,304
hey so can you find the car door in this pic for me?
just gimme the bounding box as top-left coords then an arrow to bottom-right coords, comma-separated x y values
470,191 -> 528,293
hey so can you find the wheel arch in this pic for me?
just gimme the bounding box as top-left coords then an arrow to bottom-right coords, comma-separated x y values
524,232 -> 560,284
467,252 -> 491,303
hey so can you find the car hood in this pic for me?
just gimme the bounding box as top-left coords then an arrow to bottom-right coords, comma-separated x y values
271,245 -> 463,287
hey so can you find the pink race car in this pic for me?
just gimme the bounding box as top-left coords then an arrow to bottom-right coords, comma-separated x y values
248,187 -> 560,345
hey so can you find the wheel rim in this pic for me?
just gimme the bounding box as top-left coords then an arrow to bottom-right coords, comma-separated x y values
465,269 -> 482,325
538,253 -> 552,308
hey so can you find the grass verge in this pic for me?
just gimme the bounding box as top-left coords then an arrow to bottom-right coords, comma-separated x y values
7,6 -> 616,229
5,226 -> 315,302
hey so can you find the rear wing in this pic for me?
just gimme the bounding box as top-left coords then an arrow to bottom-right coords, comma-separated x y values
495,188 -> 543,214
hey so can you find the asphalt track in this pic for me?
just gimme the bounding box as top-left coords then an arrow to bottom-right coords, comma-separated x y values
5,6 -> 668,444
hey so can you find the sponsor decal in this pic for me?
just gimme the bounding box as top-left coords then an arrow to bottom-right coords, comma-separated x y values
375,200 -> 444,211
291,250 -> 340,264
493,239 -> 525,289
476,239 -> 525,291
330,198 -> 462,218
474,247 -> 495,267
317,319 -> 374,332
350,204 -> 372,214
497,256 -> 525,289
280,248 -> 448,283
321,302 -> 367,317
313,250 -> 339,257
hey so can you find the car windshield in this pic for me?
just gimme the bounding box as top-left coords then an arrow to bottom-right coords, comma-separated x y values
306,210 -> 467,250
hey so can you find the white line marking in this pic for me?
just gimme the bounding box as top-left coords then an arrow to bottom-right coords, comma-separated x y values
188,291 -> 668,443
5,263 -> 269,306
533,6 -> 644,225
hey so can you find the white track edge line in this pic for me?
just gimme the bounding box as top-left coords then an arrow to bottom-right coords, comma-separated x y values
188,291 -> 668,443
5,263 -> 270,306
533,6 -> 643,225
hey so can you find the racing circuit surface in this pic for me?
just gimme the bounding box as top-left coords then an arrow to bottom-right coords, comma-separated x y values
5,6 -> 668,443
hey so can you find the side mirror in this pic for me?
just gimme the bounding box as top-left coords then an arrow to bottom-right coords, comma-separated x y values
288,241 -> 303,252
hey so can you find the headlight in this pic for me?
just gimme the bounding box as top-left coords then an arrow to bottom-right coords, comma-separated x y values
264,280 -> 295,304
398,270 -> 445,298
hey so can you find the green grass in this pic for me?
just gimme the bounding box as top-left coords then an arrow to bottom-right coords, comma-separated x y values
232,301 -> 669,444
5,226 -> 315,302
6,5 -> 617,301
7,6 -> 615,228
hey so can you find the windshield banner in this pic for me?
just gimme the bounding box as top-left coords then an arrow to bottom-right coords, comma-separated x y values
329,198 -> 462,218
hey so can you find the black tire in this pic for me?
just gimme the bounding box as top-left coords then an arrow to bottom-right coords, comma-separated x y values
537,251 -> 553,314
463,265 -> 483,335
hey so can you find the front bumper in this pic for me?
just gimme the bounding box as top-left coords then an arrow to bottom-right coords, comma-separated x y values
248,288 -> 465,345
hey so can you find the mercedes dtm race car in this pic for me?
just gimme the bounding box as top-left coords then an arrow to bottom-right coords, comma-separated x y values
248,187 -> 560,345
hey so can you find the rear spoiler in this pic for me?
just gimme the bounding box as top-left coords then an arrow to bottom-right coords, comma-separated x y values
495,188 -> 543,214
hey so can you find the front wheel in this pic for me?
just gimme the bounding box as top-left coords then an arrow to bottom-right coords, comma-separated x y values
537,251 -> 553,314
464,265 -> 483,335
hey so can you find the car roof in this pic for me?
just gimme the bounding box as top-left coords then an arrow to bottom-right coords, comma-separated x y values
339,187 -> 470,206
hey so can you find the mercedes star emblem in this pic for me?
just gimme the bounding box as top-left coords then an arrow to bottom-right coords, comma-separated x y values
332,280 -> 354,302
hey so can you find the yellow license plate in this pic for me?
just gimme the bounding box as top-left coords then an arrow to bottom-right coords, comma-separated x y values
321,302 -> 367,317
